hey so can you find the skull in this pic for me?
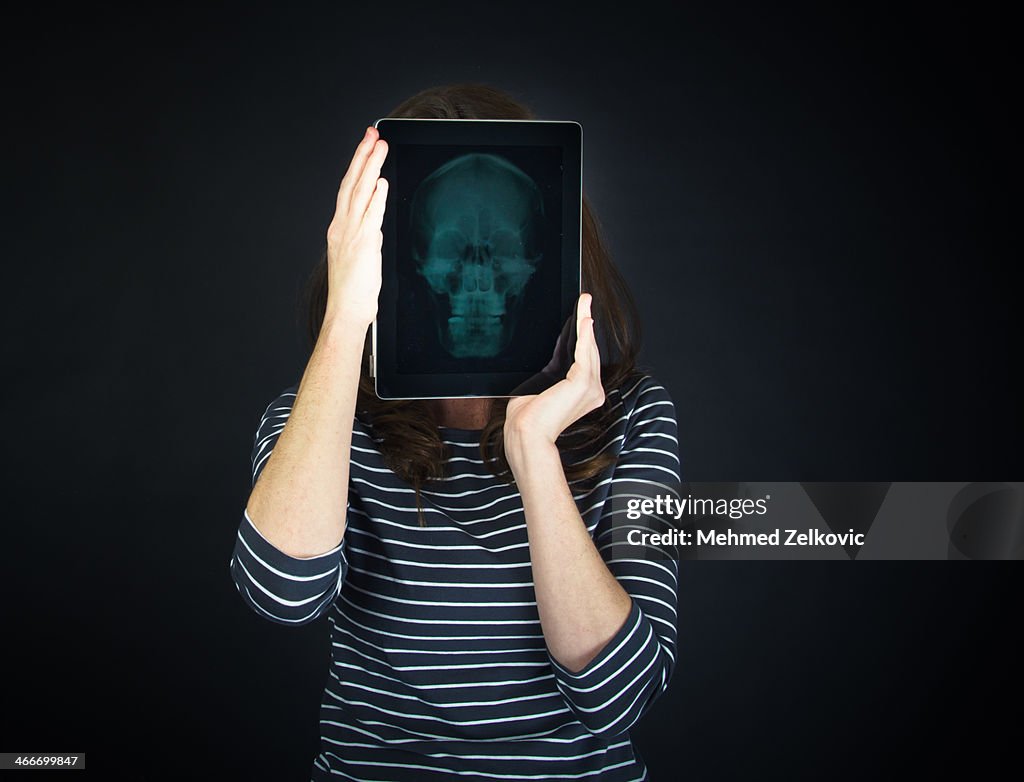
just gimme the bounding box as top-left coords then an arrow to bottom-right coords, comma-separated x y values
410,153 -> 544,359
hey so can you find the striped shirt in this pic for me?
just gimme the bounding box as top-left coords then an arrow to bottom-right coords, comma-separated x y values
230,373 -> 682,781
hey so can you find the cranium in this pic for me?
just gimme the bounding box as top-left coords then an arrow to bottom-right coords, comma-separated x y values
410,153 -> 545,358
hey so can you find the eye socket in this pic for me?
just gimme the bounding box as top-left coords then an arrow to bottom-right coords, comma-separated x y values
489,229 -> 522,258
431,229 -> 468,260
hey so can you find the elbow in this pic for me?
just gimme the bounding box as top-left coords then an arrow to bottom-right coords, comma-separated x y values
265,597 -> 334,626
573,679 -> 668,740
229,555 -> 341,627
228,511 -> 347,627
559,648 -> 675,740
575,712 -> 634,741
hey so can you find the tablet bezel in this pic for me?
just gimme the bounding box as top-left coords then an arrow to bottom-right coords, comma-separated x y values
371,118 -> 583,400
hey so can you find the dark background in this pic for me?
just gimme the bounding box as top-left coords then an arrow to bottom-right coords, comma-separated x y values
4,2 -> 1017,779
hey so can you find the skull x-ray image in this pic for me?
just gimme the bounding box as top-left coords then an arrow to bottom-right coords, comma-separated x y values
411,153 -> 544,359
396,144 -> 564,375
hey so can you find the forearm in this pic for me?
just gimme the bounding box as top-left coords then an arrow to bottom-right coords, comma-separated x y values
245,314 -> 367,558
512,439 -> 633,673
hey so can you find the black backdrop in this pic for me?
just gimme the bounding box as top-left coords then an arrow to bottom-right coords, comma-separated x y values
4,2 -> 1017,779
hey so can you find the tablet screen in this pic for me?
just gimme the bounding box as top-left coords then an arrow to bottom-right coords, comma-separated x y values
374,119 -> 582,399
395,144 -> 564,375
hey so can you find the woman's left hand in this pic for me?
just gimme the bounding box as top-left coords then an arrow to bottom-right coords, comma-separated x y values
504,292 -> 605,471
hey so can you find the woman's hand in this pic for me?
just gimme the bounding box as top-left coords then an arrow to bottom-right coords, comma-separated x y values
324,126 -> 389,329
504,292 -> 605,473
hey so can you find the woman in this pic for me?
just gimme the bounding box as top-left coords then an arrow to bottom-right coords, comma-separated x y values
230,83 -> 682,781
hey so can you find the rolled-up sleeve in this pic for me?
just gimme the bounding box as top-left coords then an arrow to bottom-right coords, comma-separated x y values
229,387 -> 349,626
548,375 -> 681,739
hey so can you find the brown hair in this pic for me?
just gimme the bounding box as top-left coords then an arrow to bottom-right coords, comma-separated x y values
301,83 -> 644,525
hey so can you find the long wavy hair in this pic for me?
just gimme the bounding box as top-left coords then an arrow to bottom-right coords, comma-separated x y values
301,83 -> 644,526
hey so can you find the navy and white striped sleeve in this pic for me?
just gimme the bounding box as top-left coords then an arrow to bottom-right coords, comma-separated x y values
548,374 -> 682,739
228,387 -> 349,626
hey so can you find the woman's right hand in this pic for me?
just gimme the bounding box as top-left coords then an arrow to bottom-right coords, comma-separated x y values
324,125 -> 389,329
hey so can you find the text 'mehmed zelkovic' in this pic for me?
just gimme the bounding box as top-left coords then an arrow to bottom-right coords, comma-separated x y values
624,493 -> 866,548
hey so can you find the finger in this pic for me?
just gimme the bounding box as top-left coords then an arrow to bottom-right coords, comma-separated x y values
363,177 -> 389,228
580,291 -> 592,314
336,126 -> 379,214
349,139 -> 389,218
579,317 -> 597,377
579,293 -> 601,388
571,328 -> 597,392
586,315 -> 601,379
573,293 -> 592,365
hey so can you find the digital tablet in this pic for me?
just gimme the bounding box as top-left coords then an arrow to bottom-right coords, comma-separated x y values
371,118 -> 583,399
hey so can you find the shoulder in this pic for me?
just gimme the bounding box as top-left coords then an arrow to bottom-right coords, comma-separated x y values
610,371 -> 677,425
253,384 -> 300,430
261,384 -> 299,415
606,371 -> 683,481
249,385 -> 299,484
254,384 -> 374,439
